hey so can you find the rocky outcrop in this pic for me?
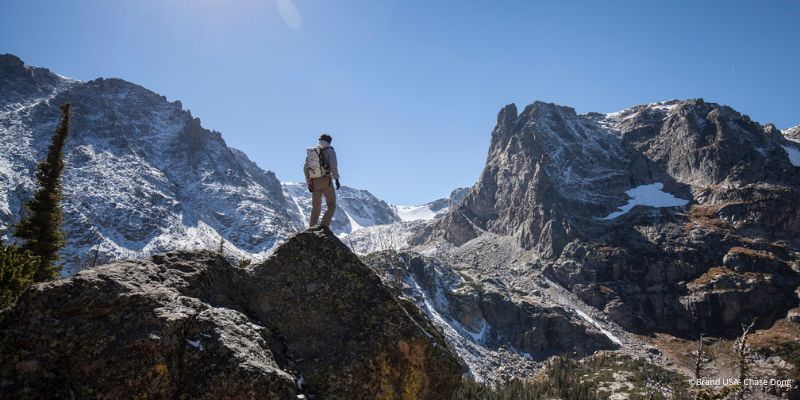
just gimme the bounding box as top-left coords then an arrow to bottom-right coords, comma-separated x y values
603,99 -> 797,187
447,187 -> 469,208
684,245 -> 800,335
0,227 -> 465,399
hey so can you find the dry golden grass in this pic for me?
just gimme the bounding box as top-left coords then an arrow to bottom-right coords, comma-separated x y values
689,266 -> 765,288
748,318 -> 800,350
685,203 -> 731,230
726,246 -> 777,260
595,245 -> 618,253
597,285 -> 615,295
690,266 -> 732,286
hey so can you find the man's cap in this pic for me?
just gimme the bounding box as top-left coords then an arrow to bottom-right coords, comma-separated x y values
319,133 -> 332,143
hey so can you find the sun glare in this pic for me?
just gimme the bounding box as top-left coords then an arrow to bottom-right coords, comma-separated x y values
276,0 -> 302,30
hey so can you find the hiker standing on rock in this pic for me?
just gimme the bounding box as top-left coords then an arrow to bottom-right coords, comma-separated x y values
304,133 -> 340,227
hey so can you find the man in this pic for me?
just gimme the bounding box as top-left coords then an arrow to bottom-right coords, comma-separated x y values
304,133 -> 340,227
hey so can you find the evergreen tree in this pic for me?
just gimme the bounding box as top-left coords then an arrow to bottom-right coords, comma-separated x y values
0,243 -> 39,308
14,103 -> 71,282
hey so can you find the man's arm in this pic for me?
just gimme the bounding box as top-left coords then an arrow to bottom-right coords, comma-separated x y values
303,160 -> 312,192
327,148 -> 340,180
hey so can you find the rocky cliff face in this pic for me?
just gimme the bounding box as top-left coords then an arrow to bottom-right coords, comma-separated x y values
432,99 -> 800,338
0,227 -> 464,399
362,251 -> 616,381
437,101 -> 633,257
0,54 -> 307,274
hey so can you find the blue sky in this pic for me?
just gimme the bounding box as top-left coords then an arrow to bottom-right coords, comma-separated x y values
2,1 -> 798,204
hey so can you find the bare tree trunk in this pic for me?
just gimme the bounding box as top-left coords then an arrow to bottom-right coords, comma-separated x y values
694,333 -> 704,380
733,320 -> 755,400
89,245 -> 100,269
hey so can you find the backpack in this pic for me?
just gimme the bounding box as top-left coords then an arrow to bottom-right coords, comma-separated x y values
305,146 -> 332,179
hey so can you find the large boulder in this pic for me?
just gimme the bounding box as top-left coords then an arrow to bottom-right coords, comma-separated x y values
0,227 -> 465,399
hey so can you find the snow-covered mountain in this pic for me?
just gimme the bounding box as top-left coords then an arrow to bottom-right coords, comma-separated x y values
0,54 -> 306,273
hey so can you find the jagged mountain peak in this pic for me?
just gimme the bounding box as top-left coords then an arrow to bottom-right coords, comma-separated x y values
0,53 -> 79,113
0,53 -> 64,81
493,101 -> 584,138
607,98 -> 682,114
439,98 -> 634,254
495,102 -> 518,129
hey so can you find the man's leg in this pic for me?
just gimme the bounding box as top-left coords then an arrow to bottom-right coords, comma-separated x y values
321,178 -> 337,227
310,179 -> 323,227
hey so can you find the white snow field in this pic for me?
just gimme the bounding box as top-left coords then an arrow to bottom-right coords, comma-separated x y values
601,182 -> 689,220
394,204 -> 439,222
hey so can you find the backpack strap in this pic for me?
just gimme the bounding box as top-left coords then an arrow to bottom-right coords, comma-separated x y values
318,147 -> 330,174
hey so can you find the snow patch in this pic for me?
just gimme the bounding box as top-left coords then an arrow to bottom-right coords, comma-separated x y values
782,145 -> 800,166
344,212 -> 364,231
601,182 -> 689,219
605,100 -> 680,121
574,309 -> 623,346
454,318 -> 490,344
185,338 -> 204,351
